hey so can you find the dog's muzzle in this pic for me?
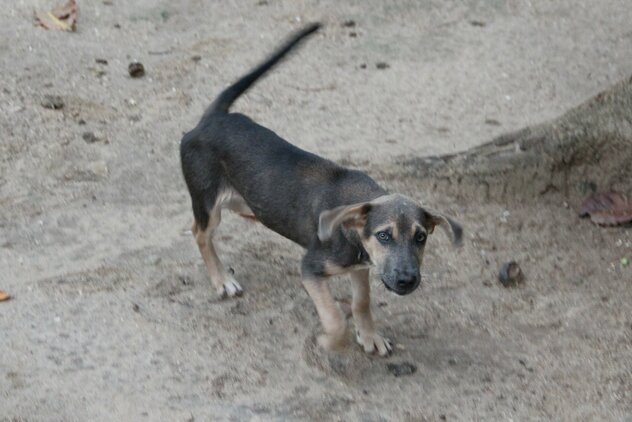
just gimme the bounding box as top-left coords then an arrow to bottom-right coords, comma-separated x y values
382,273 -> 420,296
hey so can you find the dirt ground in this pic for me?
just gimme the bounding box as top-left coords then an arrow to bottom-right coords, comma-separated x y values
2,1 -> 632,421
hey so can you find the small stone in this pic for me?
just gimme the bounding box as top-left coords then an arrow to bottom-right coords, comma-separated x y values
500,209 -> 510,223
359,63 -> 367,69
87,161 -> 109,179
96,58 -> 108,65
82,131 -> 100,143
128,62 -> 145,78
386,362 -> 417,377
349,32 -> 357,38
191,55 -> 202,62
622,257 -> 630,267
132,303 -> 140,312
499,261 -> 524,287
469,20 -> 486,27
342,20 -> 356,28
92,68 -> 107,78
376,62 -> 390,70
41,95 -> 64,110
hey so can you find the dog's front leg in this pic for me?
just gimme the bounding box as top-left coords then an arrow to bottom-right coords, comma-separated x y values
350,269 -> 392,356
302,277 -> 348,351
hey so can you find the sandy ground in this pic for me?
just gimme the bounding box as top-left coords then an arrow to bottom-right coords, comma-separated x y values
2,0 -> 632,420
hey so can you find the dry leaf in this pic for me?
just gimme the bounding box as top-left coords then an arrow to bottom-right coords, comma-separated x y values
579,191 -> 632,226
0,290 -> 10,302
34,0 -> 77,32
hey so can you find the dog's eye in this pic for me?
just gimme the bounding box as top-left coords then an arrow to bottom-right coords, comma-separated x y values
415,232 -> 427,244
376,231 -> 391,243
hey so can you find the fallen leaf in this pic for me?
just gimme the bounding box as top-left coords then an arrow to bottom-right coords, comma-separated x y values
34,0 -> 77,32
0,290 -> 10,301
579,191 -> 632,226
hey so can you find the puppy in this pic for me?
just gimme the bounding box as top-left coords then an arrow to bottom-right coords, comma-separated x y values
180,23 -> 462,355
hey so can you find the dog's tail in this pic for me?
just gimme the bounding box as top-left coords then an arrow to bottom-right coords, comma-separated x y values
202,23 -> 321,118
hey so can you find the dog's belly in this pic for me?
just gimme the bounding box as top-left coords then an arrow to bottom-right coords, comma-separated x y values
217,187 -> 255,218
220,185 -> 314,247
218,188 -> 306,241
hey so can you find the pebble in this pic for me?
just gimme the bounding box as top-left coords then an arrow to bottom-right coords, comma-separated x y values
128,62 -> 145,78
499,261 -> 523,287
500,210 -> 510,223
82,131 -> 101,143
386,362 -> 417,377
41,95 -> 64,110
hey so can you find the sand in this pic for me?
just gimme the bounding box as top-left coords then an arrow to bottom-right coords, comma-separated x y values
2,0 -> 632,420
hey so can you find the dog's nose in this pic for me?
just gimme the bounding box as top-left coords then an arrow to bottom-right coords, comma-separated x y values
396,274 -> 418,291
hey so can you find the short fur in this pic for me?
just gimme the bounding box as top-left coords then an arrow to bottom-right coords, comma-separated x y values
180,24 -> 462,355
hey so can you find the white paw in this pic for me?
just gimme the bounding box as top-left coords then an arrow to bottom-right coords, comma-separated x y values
356,330 -> 393,356
218,278 -> 243,298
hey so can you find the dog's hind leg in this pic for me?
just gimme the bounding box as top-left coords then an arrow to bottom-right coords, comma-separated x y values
192,205 -> 243,298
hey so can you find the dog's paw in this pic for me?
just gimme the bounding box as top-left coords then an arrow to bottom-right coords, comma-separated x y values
356,330 -> 392,356
218,279 -> 243,298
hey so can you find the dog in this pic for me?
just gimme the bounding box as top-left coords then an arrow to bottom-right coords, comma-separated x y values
180,23 -> 462,356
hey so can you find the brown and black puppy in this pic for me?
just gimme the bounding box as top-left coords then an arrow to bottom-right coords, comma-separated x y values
180,23 -> 462,356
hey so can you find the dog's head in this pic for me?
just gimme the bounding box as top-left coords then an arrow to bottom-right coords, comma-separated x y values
318,194 -> 462,295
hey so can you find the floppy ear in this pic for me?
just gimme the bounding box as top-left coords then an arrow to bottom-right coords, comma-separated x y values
318,202 -> 372,242
424,210 -> 463,247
